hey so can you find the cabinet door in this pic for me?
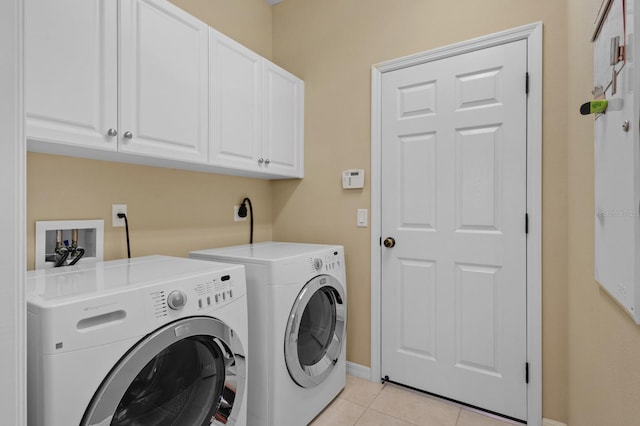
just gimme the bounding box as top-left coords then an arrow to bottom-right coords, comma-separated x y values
209,29 -> 263,170
263,61 -> 304,178
119,0 -> 208,163
25,0 -> 118,151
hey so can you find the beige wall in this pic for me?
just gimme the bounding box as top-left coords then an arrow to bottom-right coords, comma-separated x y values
567,0 -> 640,425
271,0 -> 569,422
170,0 -> 273,59
27,153 -> 273,267
26,0 -> 275,269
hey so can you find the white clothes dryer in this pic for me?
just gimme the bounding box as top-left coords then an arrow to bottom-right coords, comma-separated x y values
190,242 -> 347,426
27,255 -> 249,426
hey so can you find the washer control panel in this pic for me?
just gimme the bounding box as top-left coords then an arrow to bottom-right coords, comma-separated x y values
144,267 -> 245,324
193,274 -> 235,311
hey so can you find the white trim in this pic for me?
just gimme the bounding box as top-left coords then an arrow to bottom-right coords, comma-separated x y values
346,361 -> 372,381
0,0 -> 26,424
542,419 -> 567,426
370,22 -> 543,426
525,22 -> 543,426
370,63 -> 383,384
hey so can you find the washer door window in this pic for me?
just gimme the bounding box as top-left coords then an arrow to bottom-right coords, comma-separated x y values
81,317 -> 245,426
285,275 -> 346,388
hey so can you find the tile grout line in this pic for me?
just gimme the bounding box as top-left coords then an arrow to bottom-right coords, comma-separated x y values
366,406 -> 423,426
369,383 -> 430,426
454,406 -> 462,426
341,378 -> 388,425
351,405 -> 367,426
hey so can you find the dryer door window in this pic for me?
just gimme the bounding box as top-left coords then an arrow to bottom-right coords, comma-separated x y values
285,275 -> 346,388
81,317 -> 246,426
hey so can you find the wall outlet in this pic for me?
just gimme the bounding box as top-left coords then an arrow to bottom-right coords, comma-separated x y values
234,205 -> 247,222
112,204 -> 127,227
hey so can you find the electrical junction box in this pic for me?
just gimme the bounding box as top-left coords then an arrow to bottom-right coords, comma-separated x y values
342,169 -> 365,189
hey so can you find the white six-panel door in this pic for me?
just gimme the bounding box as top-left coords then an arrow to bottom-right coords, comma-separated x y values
380,40 -> 528,421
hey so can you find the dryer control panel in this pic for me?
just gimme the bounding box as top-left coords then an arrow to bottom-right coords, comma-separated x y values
309,250 -> 343,274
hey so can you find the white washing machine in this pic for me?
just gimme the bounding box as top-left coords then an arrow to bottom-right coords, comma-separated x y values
190,242 -> 347,426
27,255 -> 249,426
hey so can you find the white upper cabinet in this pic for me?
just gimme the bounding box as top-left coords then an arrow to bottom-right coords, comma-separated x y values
209,29 -> 263,170
119,0 -> 209,163
263,61 -> 304,178
26,0 -> 208,163
25,0 -> 303,179
209,28 -> 304,178
25,0 -> 118,151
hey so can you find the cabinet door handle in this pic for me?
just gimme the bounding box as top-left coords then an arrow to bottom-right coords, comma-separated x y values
107,128 -> 118,137
264,159 -> 270,165
258,158 -> 264,164
123,131 -> 133,140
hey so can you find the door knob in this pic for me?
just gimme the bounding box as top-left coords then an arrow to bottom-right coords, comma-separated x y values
383,237 -> 396,248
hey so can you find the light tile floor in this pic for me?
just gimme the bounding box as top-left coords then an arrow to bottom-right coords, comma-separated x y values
310,375 -> 521,426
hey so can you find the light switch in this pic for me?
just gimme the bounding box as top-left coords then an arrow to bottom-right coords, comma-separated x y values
357,209 -> 368,227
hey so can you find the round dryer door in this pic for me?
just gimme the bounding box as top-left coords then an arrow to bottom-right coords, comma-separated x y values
81,317 -> 245,426
284,274 -> 346,388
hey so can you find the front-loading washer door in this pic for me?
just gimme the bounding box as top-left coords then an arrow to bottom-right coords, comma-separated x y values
81,317 -> 245,426
284,275 -> 346,388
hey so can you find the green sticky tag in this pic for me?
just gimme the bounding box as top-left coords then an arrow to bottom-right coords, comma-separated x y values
590,100 -> 608,114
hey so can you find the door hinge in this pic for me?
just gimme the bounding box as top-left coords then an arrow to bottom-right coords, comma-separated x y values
525,213 -> 529,234
525,362 -> 529,384
525,72 -> 530,94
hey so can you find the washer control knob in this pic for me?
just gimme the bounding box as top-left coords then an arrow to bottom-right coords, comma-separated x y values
313,258 -> 323,271
167,290 -> 187,310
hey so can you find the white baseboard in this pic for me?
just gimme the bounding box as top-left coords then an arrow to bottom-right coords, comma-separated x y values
346,361 -> 372,381
542,419 -> 567,426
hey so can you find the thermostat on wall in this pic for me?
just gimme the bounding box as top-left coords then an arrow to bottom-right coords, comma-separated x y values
342,169 -> 365,189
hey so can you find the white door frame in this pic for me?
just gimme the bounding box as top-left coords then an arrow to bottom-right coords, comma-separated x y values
370,22 -> 542,425
0,0 -> 26,424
